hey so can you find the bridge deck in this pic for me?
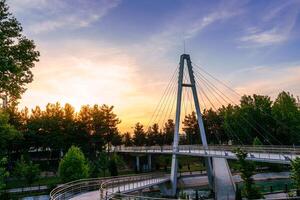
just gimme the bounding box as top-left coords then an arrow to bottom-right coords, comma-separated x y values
70,176 -> 169,200
114,145 -> 299,164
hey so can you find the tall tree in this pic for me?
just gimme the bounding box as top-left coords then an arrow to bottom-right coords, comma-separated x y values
203,108 -> 225,144
0,0 -> 40,101
162,119 -> 175,145
132,122 -> 146,146
123,132 -> 132,146
272,91 -> 300,145
0,110 -> 21,154
182,112 -> 200,144
147,123 -> 162,146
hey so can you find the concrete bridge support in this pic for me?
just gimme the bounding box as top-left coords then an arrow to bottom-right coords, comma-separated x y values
136,155 -> 140,172
213,158 -> 235,200
148,154 -> 152,171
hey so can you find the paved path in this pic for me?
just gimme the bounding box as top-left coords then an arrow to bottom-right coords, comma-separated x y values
213,158 -> 235,200
69,171 -> 290,200
71,177 -> 169,200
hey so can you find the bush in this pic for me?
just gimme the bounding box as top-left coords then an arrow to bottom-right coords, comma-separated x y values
14,156 -> 40,185
58,146 -> 90,182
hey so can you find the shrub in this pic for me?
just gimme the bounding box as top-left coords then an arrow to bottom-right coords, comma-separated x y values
58,146 -> 90,182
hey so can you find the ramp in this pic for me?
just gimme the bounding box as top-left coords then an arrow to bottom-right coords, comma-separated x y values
213,157 -> 236,200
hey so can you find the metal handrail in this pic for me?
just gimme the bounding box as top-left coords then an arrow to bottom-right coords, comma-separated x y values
50,173 -> 153,200
100,173 -> 169,200
113,145 -> 300,153
113,145 -> 300,163
110,192 -> 177,200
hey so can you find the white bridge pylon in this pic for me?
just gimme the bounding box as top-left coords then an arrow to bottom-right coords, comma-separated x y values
171,54 -> 213,196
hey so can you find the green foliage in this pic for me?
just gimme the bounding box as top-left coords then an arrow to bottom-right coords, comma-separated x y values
58,146 -> 90,182
272,91 -> 300,145
235,186 -> 242,200
147,123 -> 163,146
0,0 -> 40,100
182,112 -> 200,144
0,157 -> 9,190
91,152 -> 109,177
233,148 -> 262,199
291,157 -> 300,190
0,110 -> 21,153
14,156 -> 40,185
107,153 -> 125,176
253,137 -> 263,146
108,159 -> 118,176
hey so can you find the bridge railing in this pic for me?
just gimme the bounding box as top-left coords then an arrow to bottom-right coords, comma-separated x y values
113,145 -> 300,161
110,193 -> 176,200
113,145 -> 300,153
50,174 -> 153,200
100,173 -> 168,199
49,177 -> 107,200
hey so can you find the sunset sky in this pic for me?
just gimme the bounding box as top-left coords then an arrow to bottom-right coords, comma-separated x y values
7,0 -> 300,132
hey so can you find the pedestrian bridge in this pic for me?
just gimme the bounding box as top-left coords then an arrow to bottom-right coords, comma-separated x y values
113,145 -> 300,164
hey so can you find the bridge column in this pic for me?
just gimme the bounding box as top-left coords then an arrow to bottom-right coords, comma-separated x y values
136,156 -> 140,172
170,54 -> 185,197
186,54 -> 213,189
170,54 -> 214,196
147,154 -> 152,171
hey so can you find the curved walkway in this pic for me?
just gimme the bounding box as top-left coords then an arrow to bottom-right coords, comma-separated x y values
71,174 -> 169,200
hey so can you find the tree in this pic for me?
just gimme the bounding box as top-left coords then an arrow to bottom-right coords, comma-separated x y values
233,148 -> 261,199
252,137 -> 262,146
291,157 -> 300,195
108,153 -> 124,176
0,157 -> 8,190
182,112 -> 200,144
147,123 -> 162,146
203,108 -> 226,144
272,91 -> 300,145
132,122 -> 146,146
0,110 -> 21,153
0,0 -> 40,101
14,156 -> 40,185
58,146 -> 90,182
162,119 -> 175,145
108,159 -> 118,176
92,152 -> 109,177
123,132 -> 132,146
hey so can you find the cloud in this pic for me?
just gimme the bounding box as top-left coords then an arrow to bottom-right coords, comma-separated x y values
185,9 -> 241,39
8,0 -> 121,34
229,64 -> 300,98
240,28 -> 287,46
239,1 -> 300,47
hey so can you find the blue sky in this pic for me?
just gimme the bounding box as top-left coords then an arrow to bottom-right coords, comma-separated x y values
7,0 -> 300,130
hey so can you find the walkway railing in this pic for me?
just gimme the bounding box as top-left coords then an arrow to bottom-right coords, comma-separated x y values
50,177 -> 108,200
100,173 -> 169,200
113,145 -> 300,163
50,174 -> 153,200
